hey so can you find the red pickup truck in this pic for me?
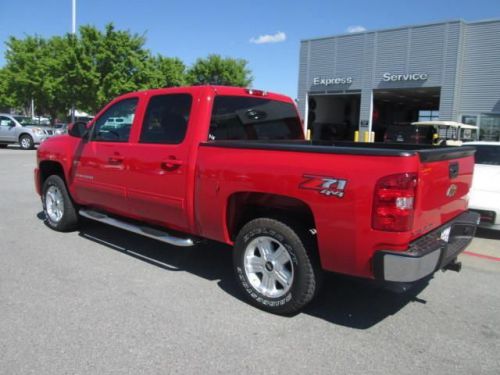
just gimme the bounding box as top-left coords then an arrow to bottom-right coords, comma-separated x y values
35,86 -> 479,314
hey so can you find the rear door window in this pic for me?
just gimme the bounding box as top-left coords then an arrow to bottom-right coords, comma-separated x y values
140,94 -> 192,144
210,96 -> 302,140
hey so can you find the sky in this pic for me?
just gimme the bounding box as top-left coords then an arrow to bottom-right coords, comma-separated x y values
0,0 -> 499,99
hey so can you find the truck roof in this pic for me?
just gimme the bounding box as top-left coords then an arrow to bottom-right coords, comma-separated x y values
114,85 -> 295,104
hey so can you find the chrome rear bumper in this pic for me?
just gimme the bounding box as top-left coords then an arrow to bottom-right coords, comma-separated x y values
373,211 -> 480,282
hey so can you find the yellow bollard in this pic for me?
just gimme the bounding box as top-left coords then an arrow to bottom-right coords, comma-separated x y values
354,131 -> 359,142
363,131 -> 369,142
306,129 -> 311,140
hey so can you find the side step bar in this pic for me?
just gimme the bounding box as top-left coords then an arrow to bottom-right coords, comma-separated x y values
79,209 -> 194,247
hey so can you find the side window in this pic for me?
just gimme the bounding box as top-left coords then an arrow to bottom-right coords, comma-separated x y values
140,94 -> 192,144
90,98 -> 138,142
0,116 -> 14,126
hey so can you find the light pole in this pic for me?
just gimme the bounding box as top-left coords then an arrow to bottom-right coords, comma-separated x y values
70,0 -> 76,123
72,0 -> 76,34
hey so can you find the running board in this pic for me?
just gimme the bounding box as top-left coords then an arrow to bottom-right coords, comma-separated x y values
79,209 -> 194,247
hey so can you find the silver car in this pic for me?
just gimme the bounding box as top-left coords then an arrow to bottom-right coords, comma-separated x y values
0,114 -> 55,149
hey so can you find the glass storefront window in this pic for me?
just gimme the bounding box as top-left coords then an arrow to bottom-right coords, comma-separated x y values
479,114 -> 500,141
461,115 -> 478,126
418,110 -> 439,121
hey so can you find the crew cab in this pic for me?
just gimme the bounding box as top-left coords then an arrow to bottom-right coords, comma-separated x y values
34,86 -> 479,314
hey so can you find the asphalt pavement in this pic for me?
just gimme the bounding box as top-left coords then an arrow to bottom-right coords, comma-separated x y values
1,146 -> 499,375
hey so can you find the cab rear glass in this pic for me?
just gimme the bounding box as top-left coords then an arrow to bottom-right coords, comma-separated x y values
210,96 -> 302,141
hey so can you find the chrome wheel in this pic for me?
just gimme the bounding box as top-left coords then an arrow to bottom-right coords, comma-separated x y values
45,185 -> 64,223
243,236 -> 294,298
20,136 -> 33,149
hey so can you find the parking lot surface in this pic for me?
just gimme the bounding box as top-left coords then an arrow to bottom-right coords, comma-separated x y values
1,147 -> 499,375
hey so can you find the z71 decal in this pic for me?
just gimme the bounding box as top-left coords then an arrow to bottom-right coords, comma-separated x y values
299,175 -> 348,198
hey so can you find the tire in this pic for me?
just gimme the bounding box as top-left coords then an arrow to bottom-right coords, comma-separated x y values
0,144 -> 7,148
19,134 -> 34,150
233,218 -> 321,314
42,175 -> 79,231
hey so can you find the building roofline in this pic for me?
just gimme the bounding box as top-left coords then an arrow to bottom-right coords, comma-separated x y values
300,18 -> 500,43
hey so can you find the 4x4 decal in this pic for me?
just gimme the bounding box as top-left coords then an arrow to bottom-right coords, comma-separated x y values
299,175 -> 348,198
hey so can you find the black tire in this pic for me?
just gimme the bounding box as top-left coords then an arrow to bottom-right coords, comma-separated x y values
0,144 -> 7,148
19,134 -> 34,150
233,218 -> 321,314
42,175 -> 79,231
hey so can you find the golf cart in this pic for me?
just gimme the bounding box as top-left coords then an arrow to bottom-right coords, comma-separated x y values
384,121 -> 478,146
411,121 -> 478,146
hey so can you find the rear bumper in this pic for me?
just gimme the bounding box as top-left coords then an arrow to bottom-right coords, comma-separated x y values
373,211 -> 480,282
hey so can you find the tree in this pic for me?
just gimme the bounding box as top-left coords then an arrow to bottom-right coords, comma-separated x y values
78,24 -> 155,112
0,68 -> 16,111
148,55 -> 186,88
3,35 -> 47,114
1,25 -> 253,119
187,54 -> 252,87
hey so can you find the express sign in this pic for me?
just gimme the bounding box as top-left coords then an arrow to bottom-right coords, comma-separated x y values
382,72 -> 428,82
313,77 -> 353,85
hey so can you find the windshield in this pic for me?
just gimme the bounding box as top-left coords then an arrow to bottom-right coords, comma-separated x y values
474,145 -> 500,165
13,116 -> 36,126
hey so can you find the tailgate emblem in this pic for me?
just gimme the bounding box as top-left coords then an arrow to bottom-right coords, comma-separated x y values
446,184 -> 458,198
300,175 -> 348,198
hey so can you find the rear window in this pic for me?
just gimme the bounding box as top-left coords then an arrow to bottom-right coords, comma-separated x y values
209,96 -> 302,140
474,145 -> 500,165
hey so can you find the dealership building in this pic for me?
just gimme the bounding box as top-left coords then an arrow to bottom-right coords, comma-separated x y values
297,19 -> 500,141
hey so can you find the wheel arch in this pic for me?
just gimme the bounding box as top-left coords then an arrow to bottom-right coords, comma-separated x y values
39,160 -> 66,189
226,192 -> 317,243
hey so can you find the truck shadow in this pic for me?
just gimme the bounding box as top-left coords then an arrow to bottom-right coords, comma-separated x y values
38,213 -> 431,329
303,275 -> 430,329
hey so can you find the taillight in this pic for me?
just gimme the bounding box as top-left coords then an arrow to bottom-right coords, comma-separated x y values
372,173 -> 417,232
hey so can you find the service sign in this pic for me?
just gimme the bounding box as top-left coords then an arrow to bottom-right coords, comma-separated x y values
382,72 -> 428,82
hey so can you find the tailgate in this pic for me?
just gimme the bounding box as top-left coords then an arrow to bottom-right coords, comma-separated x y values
412,147 -> 475,239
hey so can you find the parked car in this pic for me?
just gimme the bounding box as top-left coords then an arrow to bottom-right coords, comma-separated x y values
467,141 -> 500,230
53,123 -> 68,135
0,114 -> 55,149
34,86 -> 479,314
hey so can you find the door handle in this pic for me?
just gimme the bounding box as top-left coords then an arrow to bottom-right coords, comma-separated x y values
161,157 -> 183,171
108,154 -> 124,165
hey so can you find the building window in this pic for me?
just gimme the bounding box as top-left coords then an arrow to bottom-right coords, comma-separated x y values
461,115 -> 478,126
418,110 -> 439,122
479,114 -> 500,141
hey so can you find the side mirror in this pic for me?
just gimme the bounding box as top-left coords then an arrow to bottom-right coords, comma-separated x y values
68,121 -> 88,138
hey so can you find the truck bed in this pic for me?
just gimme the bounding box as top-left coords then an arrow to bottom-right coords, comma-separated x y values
201,140 -> 476,162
